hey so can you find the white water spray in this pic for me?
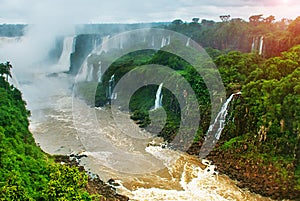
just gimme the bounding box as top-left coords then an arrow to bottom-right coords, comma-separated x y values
86,64 -> 94,81
199,92 -> 241,159
186,38 -> 191,47
154,83 -> 163,109
97,61 -> 102,82
120,37 -> 123,49
259,36 -> 264,55
251,37 -> 255,52
51,36 -> 75,73
151,35 -> 155,47
161,36 -> 167,47
108,74 -> 116,100
167,35 -> 171,45
210,92 -> 241,140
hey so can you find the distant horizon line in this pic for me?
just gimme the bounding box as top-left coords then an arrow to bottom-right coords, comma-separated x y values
0,14 -> 298,25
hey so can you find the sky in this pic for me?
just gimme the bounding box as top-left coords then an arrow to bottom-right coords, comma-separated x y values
0,0 -> 299,24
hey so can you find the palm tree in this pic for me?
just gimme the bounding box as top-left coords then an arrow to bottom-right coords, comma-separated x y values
0,62 -> 12,81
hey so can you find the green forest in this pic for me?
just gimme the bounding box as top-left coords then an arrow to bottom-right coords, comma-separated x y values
76,15 -> 300,199
1,14 -> 300,200
166,15 -> 300,58
0,62 -> 118,200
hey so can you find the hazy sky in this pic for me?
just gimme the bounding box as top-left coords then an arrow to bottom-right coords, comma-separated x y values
0,0 -> 299,24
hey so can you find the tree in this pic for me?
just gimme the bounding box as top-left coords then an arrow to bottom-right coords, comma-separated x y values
0,62 -> 12,81
220,15 -> 231,22
264,15 -> 275,23
249,14 -> 264,23
288,16 -> 300,36
192,18 -> 199,23
171,19 -> 183,25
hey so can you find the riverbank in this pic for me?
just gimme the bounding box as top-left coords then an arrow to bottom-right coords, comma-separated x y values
187,142 -> 300,200
54,155 -> 129,201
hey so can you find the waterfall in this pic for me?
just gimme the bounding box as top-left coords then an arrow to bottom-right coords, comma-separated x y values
259,36 -> 264,55
86,64 -> 93,81
251,37 -> 255,52
76,60 -> 88,82
97,61 -> 102,82
151,36 -> 155,47
160,36 -> 170,47
154,83 -> 163,109
161,36 -> 166,47
209,92 -> 241,140
108,74 -> 115,100
101,35 -> 110,53
120,37 -> 123,49
76,35 -> 110,82
199,92 -> 241,159
93,38 -> 97,50
56,36 -> 75,72
186,38 -> 191,47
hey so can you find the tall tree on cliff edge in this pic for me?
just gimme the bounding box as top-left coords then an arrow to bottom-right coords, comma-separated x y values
0,62 -> 12,81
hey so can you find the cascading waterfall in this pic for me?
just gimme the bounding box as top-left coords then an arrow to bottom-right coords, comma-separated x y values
167,35 -> 171,45
101,35 -> 110,53
76,35 -> 109,82
76,61 -> 88,81
210,92 -> 241,140
161,36 -> 166,47
97,61 -> 102,82
86,64 -> 94,81
251,37 -> 255,52
56,36 -> 75,72
108,74 -> 116,100
199,92 -> 241,159
186,38 -> 191,47
93,38 -> 97,50
151,35 -> 155,47
259,36 -> 264,55
154,83 -> 163,109
120,37 -> 123,49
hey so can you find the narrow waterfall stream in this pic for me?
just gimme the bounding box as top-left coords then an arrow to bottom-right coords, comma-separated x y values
154,83 -> 163,109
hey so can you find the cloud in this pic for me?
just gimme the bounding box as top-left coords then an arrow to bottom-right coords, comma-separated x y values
0,0 -> 299,24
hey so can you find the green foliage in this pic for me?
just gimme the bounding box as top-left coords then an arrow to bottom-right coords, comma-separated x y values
93,49 -> 155,107
220,136 -> 244,150
164,16 -> 300,58
75,20 -> 300,195
214,51 -> 263,93
42,164 -> 90,200
220,45 -> 300,191
0,63 -> 97,200
288,16 -> 300,36
0,62 -> 12,80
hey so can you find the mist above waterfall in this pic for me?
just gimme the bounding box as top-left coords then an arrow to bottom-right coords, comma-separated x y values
0,27 -> 74,81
